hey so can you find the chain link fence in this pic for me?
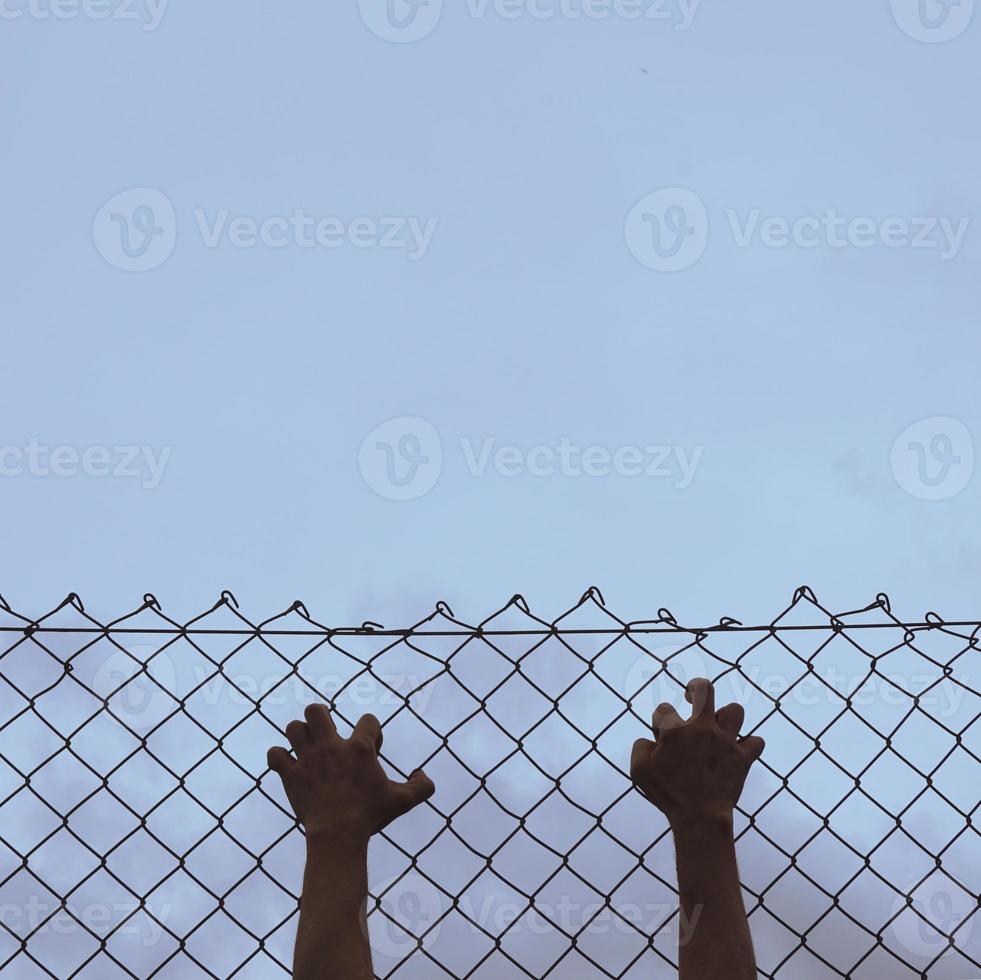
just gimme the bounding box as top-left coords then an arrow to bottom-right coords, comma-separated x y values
0,588 -> 978,978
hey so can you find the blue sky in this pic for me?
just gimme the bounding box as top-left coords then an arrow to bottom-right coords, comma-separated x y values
1,1 -> 979,976
1,0 -> 979,630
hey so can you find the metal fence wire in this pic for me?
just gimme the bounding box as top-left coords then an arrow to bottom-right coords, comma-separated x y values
0,587 -> 978,979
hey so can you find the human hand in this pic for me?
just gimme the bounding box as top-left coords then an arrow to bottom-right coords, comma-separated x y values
267,704 -> 435,845
630,679 -> 764,827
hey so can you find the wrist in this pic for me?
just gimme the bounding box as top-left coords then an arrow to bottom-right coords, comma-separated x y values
303,832 -> 370,921
669,809 -> 735,840
305,827 -> 371,855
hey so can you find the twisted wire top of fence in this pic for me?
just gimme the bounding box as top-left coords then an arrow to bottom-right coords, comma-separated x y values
0,587 -> 978,979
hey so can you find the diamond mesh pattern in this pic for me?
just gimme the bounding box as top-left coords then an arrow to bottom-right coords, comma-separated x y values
0,588 -> 978,978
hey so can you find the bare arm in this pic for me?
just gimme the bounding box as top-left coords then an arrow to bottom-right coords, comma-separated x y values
630,678 -> 764,980
267,705 -> 435,980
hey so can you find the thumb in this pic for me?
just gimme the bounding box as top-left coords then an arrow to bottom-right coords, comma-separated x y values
266,746 -> 294,778
389,769 -> 436,818
739,735 -> 765,763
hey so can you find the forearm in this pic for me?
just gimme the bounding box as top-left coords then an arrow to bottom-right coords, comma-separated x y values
672,814 -> 755,980
294,836 -> 373,980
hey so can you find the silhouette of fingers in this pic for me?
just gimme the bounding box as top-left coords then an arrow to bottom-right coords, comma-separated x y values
630,737 -> 655,780
739,735 -> 765,763
389,769 -> 435,818
304,703 -> 338,742
267,746 -> 294,777
685,678 -> 716,725
716,702 -> 745,737
285,719 -> 312,755
353,713 -> 383,753
652,702 -> 684,738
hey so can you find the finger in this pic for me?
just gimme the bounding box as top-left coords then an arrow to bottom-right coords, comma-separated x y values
267,746 -> 295,777
739,735 -> 765,763
285,719 -> 312,755
652,703 -> 684,738
388,769 -> 436,819
686,678 -> 716,725
304,703 -> 338,742
630,737 -> 655,780
716,703 -> 745,738
352,713 -> 383,753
